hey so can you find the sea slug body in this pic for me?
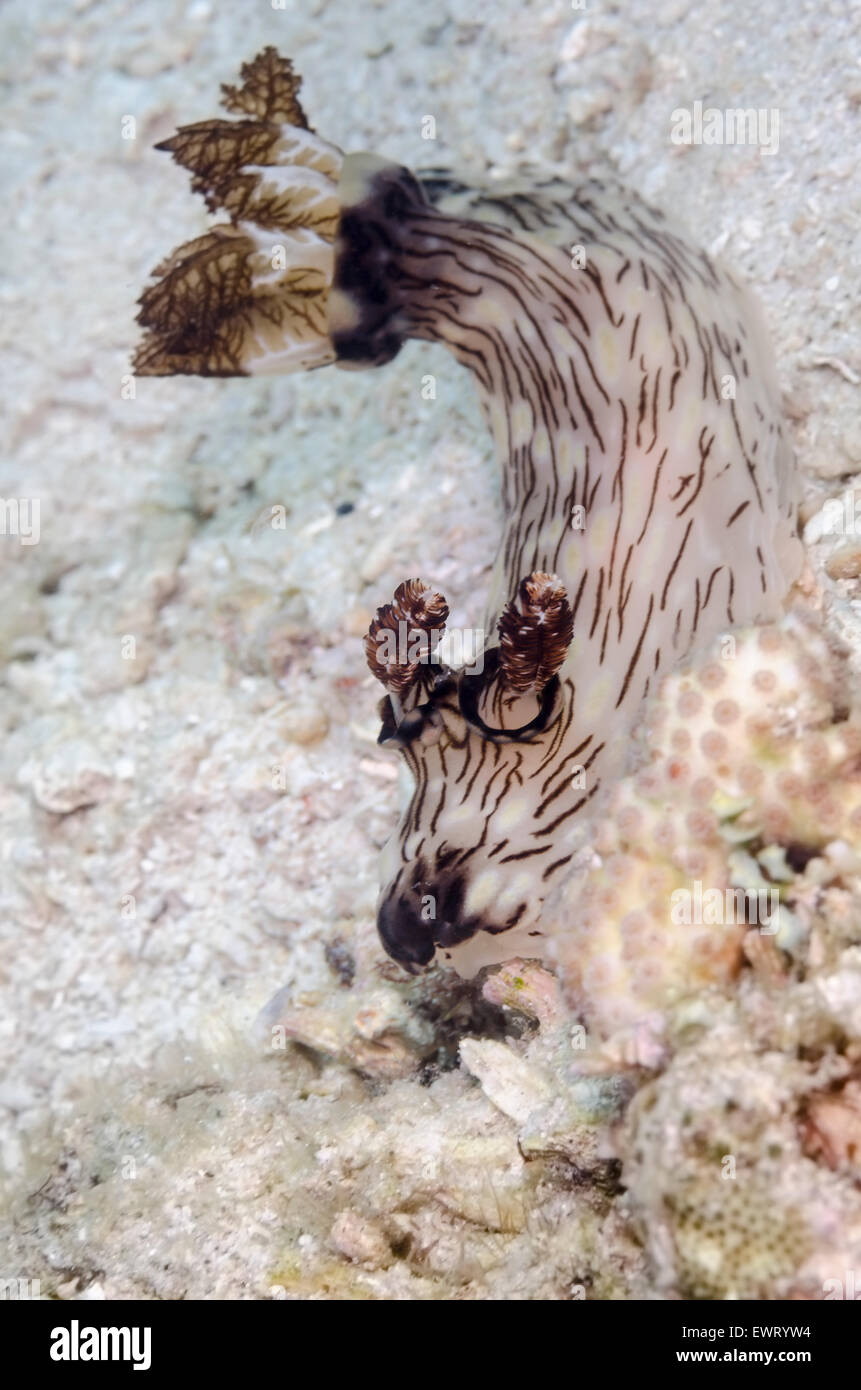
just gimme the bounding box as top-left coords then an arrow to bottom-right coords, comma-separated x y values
135,50 -> 802,987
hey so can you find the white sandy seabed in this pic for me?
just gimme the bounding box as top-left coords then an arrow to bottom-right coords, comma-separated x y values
1,0 -> 860,1298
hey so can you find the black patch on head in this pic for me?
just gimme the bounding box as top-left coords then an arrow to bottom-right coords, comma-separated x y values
377,889 -> 435,972
376,861 -> 522,970
433,875 -> 468,945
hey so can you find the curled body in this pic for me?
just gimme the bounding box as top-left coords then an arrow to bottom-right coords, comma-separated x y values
135,50 -> 801,979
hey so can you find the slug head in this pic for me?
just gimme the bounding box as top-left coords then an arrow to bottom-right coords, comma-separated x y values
366,575 -> 581,976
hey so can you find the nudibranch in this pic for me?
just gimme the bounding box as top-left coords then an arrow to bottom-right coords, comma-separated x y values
135,50 -> 802,977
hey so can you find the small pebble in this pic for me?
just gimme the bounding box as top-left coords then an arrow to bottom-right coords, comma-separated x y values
826,544 -> 861,581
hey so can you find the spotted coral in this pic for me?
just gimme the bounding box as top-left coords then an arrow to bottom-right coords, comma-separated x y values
548,611 -> 861,1042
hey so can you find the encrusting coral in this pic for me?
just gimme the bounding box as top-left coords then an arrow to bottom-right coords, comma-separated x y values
548,608 -> 861,1044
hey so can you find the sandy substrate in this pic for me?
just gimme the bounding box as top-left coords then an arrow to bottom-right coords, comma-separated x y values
1,0 -> 860,1298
